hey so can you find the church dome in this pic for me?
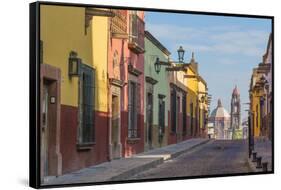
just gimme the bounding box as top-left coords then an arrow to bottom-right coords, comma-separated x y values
210,99 -> 230,118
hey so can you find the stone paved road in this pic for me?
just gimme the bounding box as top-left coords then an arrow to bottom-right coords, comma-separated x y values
128,140 -> 252,180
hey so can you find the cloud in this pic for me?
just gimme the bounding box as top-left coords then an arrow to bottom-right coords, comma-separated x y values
146,22 -> 269,57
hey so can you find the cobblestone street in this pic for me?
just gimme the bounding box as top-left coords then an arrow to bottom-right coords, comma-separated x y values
128,140 -> 252,180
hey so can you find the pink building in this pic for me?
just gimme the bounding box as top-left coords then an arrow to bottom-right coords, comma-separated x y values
108,10 -> 145,159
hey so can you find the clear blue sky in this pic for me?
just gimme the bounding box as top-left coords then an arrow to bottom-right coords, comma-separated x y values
145,11 -> 272,120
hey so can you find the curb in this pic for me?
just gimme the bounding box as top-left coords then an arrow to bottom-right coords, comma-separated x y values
170,139 -> 211,160
110,157 -> 164,181
110,139 -> 210,181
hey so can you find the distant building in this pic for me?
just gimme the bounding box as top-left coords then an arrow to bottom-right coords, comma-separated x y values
241,118 -> 248,139
209,99 -> 231,140
207,122 -> 215,139
230,85 -> 241,139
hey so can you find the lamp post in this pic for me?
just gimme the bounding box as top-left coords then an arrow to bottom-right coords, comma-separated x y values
154,46 -> 189,74
177,46 -> 185,63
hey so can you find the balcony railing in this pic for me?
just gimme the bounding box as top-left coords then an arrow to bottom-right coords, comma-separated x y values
128,14 -> 145,54
111,10 -> 128,39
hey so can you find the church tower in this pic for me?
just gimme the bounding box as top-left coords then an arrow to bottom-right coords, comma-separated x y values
230,85 -> 241,131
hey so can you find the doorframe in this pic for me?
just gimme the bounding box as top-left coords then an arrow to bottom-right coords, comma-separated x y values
40,64 -> 62,181
108,80 -> 123,160
147,92 -> 153,148
145,76 -> 158,150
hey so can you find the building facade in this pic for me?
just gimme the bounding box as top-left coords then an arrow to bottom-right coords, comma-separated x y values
40,5 -> 112,180
107,10 -> 145,159
249,33 -> 272,141
209,99 -> 231,140
198,76 -> 209,138
144,31 -> 171,150
168,62 -> 188,144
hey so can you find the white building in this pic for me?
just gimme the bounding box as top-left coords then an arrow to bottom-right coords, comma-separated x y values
209,99 -> 231,140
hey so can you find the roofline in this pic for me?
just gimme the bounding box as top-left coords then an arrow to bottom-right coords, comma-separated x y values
145,30 -> 171,56
198,75 -> 207,87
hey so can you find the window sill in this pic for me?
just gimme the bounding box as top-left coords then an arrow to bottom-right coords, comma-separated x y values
127,138 -> 141,144
76,142 -> 95,150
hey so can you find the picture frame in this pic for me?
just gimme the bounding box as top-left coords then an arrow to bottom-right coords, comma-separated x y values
30,1 -> 274,188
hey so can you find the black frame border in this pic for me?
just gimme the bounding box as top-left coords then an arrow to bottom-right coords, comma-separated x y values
29,1 -> 274,189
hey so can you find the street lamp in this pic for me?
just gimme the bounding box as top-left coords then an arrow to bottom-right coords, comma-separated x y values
177,46 -> 185,63
154,46 -> 190,74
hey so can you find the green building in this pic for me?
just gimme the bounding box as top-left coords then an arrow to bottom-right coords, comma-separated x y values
144,31 -> 171,150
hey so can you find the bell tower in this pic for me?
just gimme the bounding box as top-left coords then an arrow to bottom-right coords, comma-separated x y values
230,85 -> 241,131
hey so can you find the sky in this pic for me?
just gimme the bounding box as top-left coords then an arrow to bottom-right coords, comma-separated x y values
145,11 -> 272,120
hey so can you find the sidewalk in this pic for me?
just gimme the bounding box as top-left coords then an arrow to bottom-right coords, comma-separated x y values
248,138 -> 272,172
44,138 -> 210,185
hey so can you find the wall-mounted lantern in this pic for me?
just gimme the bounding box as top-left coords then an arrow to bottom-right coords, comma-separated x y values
154,46 -> 189,74
154,57 -> 161,74
154,57 -> 171,74
68,51 -> 81,77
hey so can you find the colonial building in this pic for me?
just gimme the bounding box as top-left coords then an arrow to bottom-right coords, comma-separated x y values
185,55 -> 198,138
40,5 -> 112,181
125,11 -> 146,156
39,5 -> 210,183
209,99 -> 231,140
107,9 -> 145,159
168,62 -> 188,144
249,33 -> 272,140
185,54 -> 209,138
144,31 -> 171,150
198,76 -> 209,138
230,85 -> 241,139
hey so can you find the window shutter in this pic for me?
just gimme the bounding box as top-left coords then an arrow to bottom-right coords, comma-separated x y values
136,83 -> 141,137
182,94 -> 187,134
171,89 -> 177,133
92,69 -> 95,141
128,81 -> 132,137
79,64 -> 94,144
159,99 -> 165,134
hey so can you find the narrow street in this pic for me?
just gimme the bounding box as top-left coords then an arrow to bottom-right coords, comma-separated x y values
129,140 -> 251,180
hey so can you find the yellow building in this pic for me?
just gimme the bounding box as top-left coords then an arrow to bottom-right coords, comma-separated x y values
249,67 -> 268,138
185,53 -> 209,137
198,76 -> 208,137
40,5 -> 112,179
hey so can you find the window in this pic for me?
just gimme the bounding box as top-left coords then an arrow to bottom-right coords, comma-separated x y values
182,94 -> 187,135
128,81 -> 140,138
190,103 -> 194,135
171,88 -> 177,133
78,64 -> 95,145
158,98 -> 165,140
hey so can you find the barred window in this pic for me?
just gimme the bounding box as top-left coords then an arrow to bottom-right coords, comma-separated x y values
78,64 -> 95,145
158,98 -> 165,135
182,94 -> 187,135
171,88 -> 177,133
190,103 -> 194,135
128,81 -> 140,138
